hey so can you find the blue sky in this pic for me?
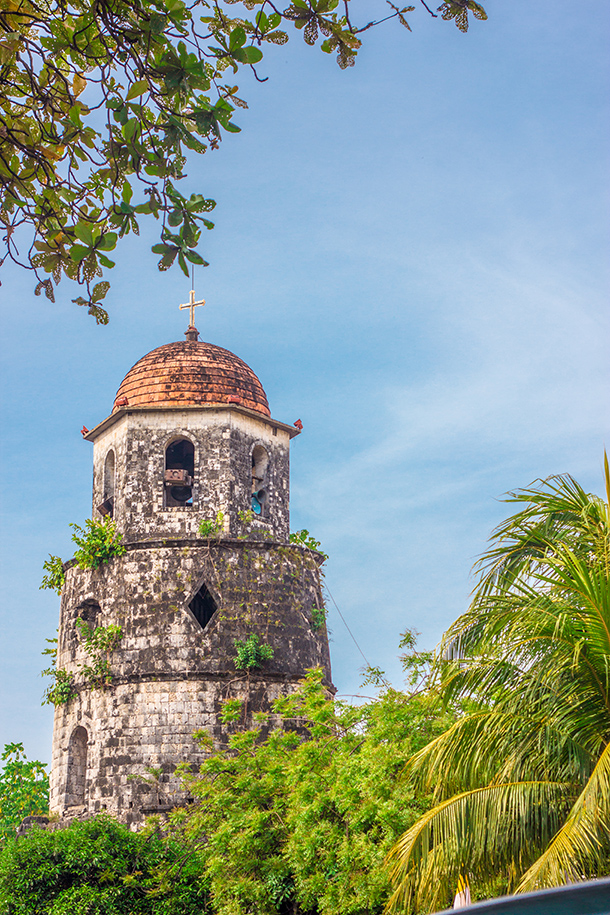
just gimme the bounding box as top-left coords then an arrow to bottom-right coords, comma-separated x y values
1,0 -> 609,764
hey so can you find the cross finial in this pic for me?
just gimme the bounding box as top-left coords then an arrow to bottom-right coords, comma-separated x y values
179,289 -> 205,330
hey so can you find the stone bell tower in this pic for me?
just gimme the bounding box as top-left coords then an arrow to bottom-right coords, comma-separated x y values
49,303 -> 332,827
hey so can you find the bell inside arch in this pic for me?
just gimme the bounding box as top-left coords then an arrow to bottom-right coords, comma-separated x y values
165,439 -> 195,507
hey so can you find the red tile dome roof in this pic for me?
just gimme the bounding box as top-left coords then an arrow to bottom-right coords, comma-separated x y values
112,340 -> 270,417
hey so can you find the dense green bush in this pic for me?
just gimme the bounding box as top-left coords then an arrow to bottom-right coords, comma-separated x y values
0,816 -> 210,915
233,633 -> 274,670
170,661 -> 454,915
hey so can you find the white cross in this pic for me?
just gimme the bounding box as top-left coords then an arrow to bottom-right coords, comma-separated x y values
179,289 -> 205,328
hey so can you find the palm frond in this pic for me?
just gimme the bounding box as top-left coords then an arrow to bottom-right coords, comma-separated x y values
598,447 -> 610,535
438,532 -> 610,750
471,474 -> 607,599
517,740 -> 610,891
385,781 -> 572,914
407,703 -> 594,799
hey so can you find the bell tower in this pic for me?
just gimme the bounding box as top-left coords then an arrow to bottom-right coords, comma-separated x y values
89,333 -> 291,543
49,312 -> 332,827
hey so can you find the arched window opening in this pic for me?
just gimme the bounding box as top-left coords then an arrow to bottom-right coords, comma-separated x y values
165,439 -> 195,507
77,600 -> 100,627
66,726 -> 88,807
98,450 -> 115,518
251,445 -> 269,516
189,582 -> 217,630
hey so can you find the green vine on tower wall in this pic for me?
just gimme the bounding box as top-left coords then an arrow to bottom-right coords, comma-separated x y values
75,619 -> 123,688
41,622 -> 123,706
41,637 -> 77,707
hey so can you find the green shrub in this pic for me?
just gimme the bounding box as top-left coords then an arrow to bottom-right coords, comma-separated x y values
41,637 -> 76,707
40,517 -> 125,594
289,529 -> 328,560
171,665 -> 454,915
41,668 -> 76,707
311,604 -> 327,631
0,815 -> 211,914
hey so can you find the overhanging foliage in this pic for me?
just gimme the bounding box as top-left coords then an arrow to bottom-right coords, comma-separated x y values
0,0 -> 487,320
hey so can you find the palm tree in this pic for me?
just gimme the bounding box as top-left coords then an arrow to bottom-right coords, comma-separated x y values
386,457 -> 610,914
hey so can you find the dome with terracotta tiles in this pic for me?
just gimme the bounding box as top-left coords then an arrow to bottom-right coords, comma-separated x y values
112,339 -> 271,417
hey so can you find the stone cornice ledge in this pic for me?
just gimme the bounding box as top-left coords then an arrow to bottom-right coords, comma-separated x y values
63,538 -> 325,570
83,403 -> 301,441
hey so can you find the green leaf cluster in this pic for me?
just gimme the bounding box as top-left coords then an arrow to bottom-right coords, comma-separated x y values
198,510 -> 225,537
40,516 -> 125,595
387,459 -> 610,911
41,636 -> 77,707
0,0 -> 487,318
70,516 -> 126,570
41,666 -> 76,707
311,602 -> 327,630
289,529 -> 328,560
0,744 -> 49,844
233,633 -> 274,669
39,555 -> 65,595
0,815 -> 211,913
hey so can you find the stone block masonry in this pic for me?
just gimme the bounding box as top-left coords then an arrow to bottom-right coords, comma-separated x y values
90,407 -> 293,542
50,539 -> 331,828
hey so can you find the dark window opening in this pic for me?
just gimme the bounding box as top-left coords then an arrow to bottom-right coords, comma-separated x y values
189,582 -> 217,630
165,439 -> 195,507
251,445 -> 269,517
66,726 -> 88,807
98,450 -> 115,518
77,600 -> 100,626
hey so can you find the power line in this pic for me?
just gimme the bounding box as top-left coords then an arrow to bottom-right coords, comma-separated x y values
324,585 -> 371,668
324,586 -> 391,689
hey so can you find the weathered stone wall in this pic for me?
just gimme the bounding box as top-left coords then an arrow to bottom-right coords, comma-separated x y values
50,539 -> 331,827
90,408 -> 291,542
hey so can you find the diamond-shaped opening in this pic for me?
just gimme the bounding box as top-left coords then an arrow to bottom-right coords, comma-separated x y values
189,582 -> 217,631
